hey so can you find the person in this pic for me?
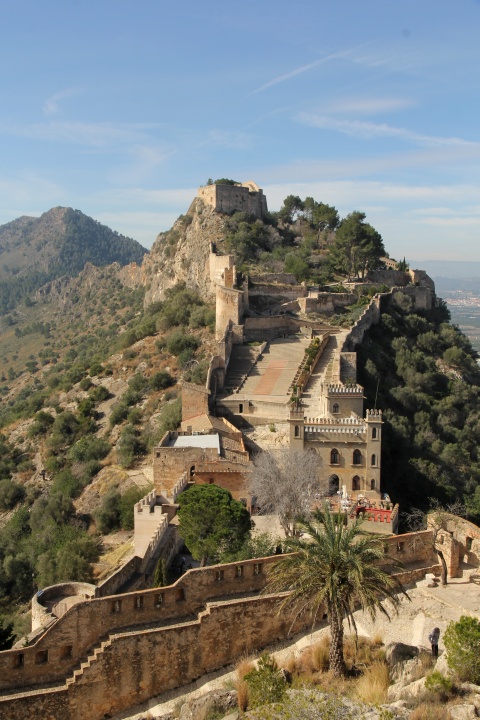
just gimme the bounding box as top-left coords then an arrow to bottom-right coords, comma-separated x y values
429,627 -> 440,658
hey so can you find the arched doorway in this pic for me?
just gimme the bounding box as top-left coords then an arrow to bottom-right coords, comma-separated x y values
328,474 -> 340,495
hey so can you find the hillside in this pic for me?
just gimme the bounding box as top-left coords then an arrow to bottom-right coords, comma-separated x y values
0,207 -> 147,313
0,181 -> 478,643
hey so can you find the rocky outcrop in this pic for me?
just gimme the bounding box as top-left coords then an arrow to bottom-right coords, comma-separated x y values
143,199 -> 228,305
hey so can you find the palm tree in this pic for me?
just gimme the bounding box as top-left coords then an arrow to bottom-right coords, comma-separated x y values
266,508 -> 405,677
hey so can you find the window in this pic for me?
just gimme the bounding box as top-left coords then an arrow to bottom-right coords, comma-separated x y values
332,403 -> 339,414
371,454 -> 376,466
36,650 -> 48,665
372,427 -> 377,439
330,449 -> 339,465
176,588 -> 185,602
239,403 -> 243,413
209,478 -> 214,484
135,595 -> 143,610
13,654 -> 24,669
370,479 -> 375,490
352,476 -> 360,491
61,645 -> 73,660
397,542 -> 404,553
236,565 -> 244,578
111,600 -> 121,613
253,563 -> 262,576
466,537 -> 473,551
353,450 -> 362,465
216,570 -> 224,582
154,593 -> 164,608
294,425 -> 300,438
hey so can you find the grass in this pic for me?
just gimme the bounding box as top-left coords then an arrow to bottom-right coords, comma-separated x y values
355,661 -> 390,704
235,655 -> 255,712
409,703 -> 450,720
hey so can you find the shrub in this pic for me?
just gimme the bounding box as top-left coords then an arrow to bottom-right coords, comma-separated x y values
119,486 -> 147,530
89,384 -> 111,402
409,703 -> 449,720
424,670 -> 455,701
244,653 -> 286,709
95,489 -> 121,533
444,615 -> 480,683
149,371 -> 174,391
166,331 -> 200,356
0,479 -> 25,510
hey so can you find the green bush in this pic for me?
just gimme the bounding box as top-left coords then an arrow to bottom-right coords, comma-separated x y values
149,371 -> 174,391
95,489 -> 121,534
425,670 -> 455,701
119,486 -> 147,530
444,616 -> 480,683
166,331 -> 200,356
244,653 -> 286,708
89,385 -> 111,402
0,479 -> 25,510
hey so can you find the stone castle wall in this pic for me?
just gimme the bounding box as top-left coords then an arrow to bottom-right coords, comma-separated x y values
198,182 -> 267,218
0,536 -> 440,719
215,285 -> 244,341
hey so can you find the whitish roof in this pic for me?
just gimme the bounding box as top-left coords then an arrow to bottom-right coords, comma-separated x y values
169,434 -> 220,453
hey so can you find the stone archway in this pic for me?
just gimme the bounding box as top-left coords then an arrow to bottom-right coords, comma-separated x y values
328,474 -> 340,495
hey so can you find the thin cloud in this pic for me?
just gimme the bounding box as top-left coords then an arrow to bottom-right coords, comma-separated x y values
248,51 -> 348,96
4,121 -> 159,148
326,97 -> 415,115
296,113 -> 480,148
43,87 -> 84,116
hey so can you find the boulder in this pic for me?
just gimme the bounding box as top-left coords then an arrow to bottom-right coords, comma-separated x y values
390,655 -> 425,684
448,705 -> 478,720
385,642 -> 419,668
387,676 -> 426,702
178,690 -> 237,720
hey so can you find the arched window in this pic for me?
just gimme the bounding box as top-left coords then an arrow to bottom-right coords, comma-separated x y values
332,403 -> 339,414
329,475 -> 339,495
370,479 -> 375,490
353,450 -> 362,465
330,448 -> 339,465
294,425 -> 300,438
371,454 -> 376,466
372,427 -> 377,439
189,465 -> 195,478
352,476 -> 361,491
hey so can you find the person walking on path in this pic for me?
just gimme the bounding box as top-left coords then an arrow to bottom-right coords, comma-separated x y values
429,627 -> 440,658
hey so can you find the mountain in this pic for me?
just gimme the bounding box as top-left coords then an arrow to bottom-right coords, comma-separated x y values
0,207 -> 147,314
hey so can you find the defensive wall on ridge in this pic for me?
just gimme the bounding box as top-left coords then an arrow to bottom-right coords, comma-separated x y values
0,533 -> 441,719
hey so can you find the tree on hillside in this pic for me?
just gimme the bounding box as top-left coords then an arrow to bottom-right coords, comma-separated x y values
330,211 -> 384,279
250,448 -> 319,537
278,195 -> 304,224
266,509 -> 404,677
444,615 -> 480,683
177,484 -> 252,566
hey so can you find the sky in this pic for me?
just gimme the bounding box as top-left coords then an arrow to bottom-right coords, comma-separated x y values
1,0 -> 480,262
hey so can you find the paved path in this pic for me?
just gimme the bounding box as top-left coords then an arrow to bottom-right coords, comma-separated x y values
301,331 -> 348,418
240,336 -> 310,399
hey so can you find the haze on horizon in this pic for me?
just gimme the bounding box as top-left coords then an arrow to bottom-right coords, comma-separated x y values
1,0 -> 479,262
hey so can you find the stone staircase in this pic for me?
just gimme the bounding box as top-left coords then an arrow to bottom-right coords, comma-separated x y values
224,344 -> 267,393
66,637 -> 112,687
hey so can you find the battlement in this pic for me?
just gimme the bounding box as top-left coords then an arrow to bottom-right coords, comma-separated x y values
326,383 -> 364,395
305,416 -> 366,426
366,409 -> 383,420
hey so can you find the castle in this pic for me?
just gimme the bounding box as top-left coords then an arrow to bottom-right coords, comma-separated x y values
1,180 -> 475,720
